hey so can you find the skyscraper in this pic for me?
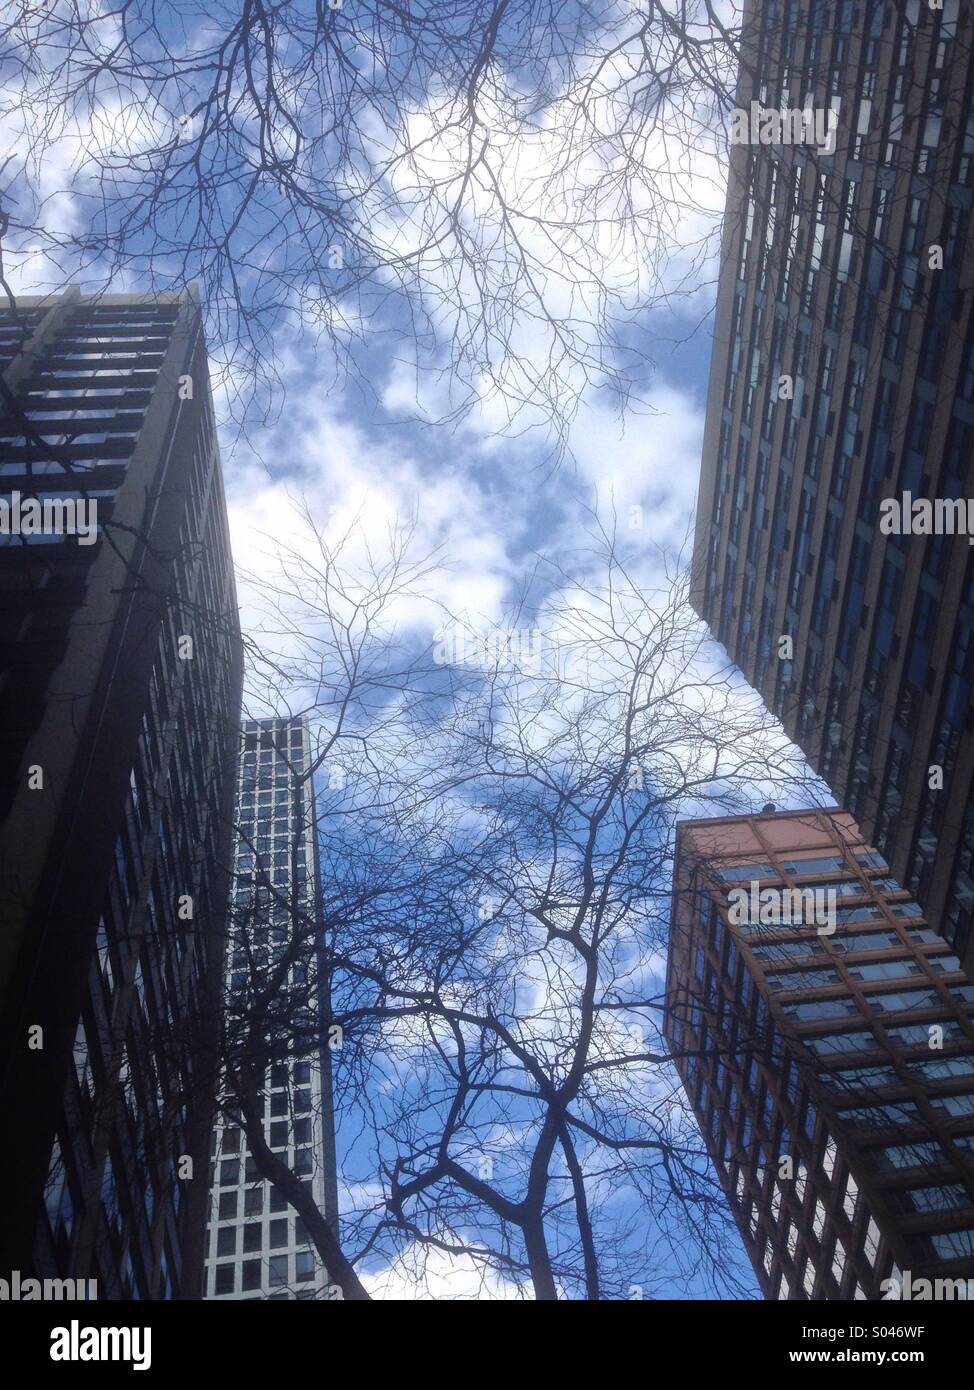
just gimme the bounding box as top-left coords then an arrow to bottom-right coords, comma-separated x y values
692,0 -> 974,966
204,716 -> 338,1300
666,807 -> 974,1300
0,288 -> 243,1297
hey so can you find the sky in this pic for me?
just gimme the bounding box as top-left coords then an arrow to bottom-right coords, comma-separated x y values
0,0 -> 800,1298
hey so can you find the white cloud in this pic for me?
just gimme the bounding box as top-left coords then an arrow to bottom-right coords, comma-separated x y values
362,1243 -> 524,1300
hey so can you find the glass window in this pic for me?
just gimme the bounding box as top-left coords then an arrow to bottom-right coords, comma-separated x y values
847,960 -> 921,981
931,1229 -> 974,1260
892,1184 -> 967,1215
863,1218 -> 882,1265
765,967 -> 841,991
784,998 -> 858,1021
867,988 -> 940,1013
867,1142 -> 943,1172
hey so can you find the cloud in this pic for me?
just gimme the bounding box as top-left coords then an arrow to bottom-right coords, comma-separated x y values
362,1243 -> 524,1300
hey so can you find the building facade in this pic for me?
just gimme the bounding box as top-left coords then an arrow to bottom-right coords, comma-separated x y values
204,716 -> 339,1300
692,0 -> 974,966
666,807 -> 974,1300
0,288 -> 243,1297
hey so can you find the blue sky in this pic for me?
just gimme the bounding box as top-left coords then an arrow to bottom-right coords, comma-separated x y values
217,289 -> 774,1299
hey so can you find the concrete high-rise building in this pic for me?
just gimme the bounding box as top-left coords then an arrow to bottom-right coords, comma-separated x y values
666,807 -> 974,1300
0,288 -> 243,1297
692,0 -> 974,967
204,716 -> 338,1300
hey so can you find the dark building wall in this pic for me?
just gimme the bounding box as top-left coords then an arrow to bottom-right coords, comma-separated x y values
666,808 -> 974,1300
0,289 -> 243,1297
691,0 -> 974,970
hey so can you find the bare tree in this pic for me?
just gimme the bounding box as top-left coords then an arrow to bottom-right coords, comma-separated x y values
0,0 -> 747,452
174,511 -> 827,1299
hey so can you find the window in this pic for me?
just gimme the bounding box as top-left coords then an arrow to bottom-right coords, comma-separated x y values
841,1172 -> 858,1223
910,1056 -> 974,1082
269,1255 -> 288,1287
931,1092 -> 974,1118
867,1142 -> 943,1173
242,1261 -> 261,1292
781,855 -> 851,877
218,1192 -> 236,1221
215,1264 -> 235,1295
867,988 -> 940,1014
822,1066 -> 897,1092
863,1218 -> 882,1266
831,928 -> 900,952
842,1102 -> 920,1129
269,1219 -> 288,1248
806,1029 -> 875,1058
765,967 -> 841,991
931,1229 -> 974,1260
718,863 -> 775,882
890,1184 -> 967,1215
244,1223 -> 262,1253
216,1227 -> 236,1257
784,998 -> 858,1021
893,1020 -> 952,1048
847,961 -> 922,985
295,1250 -> 315,1282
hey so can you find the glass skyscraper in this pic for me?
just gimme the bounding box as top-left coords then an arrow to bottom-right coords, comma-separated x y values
204,716 -> 338,1300
667,807 -> 974,1299
692,0 -> 974,967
